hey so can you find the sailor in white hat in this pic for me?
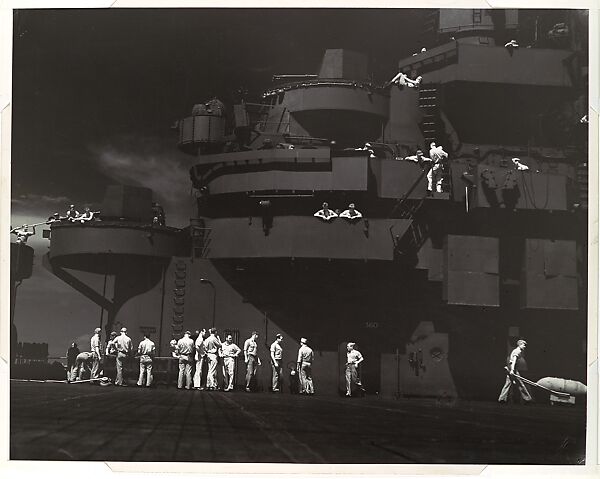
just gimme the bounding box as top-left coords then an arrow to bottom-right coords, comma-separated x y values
345,342 -> 364,397
428,142 -> 448,195
90,327 -> 103,380
136,332 -> 156,387
498,339 -> 532,404
114,327 -> 132,386
176,330 -> 195,390
296,338 -> 315,395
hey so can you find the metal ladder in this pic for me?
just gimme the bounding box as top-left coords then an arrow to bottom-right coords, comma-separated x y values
576,161 -> 588,208
419,84 -> 441,146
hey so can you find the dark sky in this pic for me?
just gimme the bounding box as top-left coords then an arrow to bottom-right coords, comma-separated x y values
12,8 -> 424,206
10,8 -> 426,356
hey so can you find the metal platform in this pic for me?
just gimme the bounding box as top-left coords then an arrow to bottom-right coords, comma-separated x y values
10,382 -> 585,464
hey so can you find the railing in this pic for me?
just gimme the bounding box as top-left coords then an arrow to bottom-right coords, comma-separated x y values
14,358 -> 51,365
388,168 -> 430,256
399,43 -> 459,76
389,168 -> 429,219
263,78 -> 389,98
438,24 -> 494,33
51,220 -> 179,232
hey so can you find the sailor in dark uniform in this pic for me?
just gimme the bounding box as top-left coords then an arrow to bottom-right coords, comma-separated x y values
66,342 -> 80,382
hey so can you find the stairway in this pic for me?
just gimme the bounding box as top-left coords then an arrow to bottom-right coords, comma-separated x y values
390,189 -> 429,266
190,218 -> 211,259
397,219 -> 428,259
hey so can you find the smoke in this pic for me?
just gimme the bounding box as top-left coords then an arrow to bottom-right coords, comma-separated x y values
89,136 -> 195,228
11,194 -> 70,208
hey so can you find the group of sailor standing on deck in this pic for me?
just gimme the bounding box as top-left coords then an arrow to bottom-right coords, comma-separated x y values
66,327 -> 365,396
67,327 -> 137,387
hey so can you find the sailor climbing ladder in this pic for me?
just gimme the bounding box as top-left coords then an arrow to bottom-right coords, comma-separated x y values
418,83 -> 453,196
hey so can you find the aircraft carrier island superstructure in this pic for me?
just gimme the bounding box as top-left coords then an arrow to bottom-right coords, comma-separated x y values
41,9 -> 588,399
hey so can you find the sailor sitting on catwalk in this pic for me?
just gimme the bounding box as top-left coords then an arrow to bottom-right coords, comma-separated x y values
385,71 -> 422,89
66,204 -> 79,221
339,203 -> 363,220
73,207 -> 98,223
314,202 -> 338,221
276,142 -> 295,150
46,212 -> 65,224
354,142 -> 377,159
404,149 -> 431,169
511,157 -> 530,171
10,224 -> 36,244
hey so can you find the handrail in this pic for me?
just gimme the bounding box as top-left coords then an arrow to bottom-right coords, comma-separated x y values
389,167 -> 429,218
388,167 -> 429,247
262,79 -> 389,98
51,221 -> 181,233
